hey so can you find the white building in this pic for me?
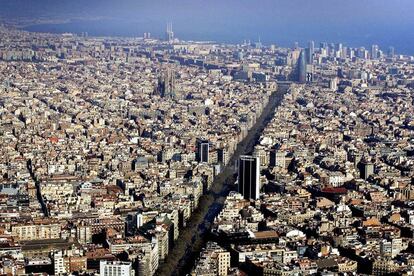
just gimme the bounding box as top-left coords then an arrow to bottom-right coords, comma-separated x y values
100,260 -> 135,276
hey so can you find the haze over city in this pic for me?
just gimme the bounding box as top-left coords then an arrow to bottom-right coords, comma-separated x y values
2,0 -> 414,53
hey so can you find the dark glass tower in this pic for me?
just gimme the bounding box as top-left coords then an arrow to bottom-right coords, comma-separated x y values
238,155 -> 260,200
196,139 -> 209,163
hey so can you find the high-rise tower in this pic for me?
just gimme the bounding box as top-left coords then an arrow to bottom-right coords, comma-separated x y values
388,46 -> 395,58
196,139 -> 210,163
298,50 -> 307,83
307,41 -> 314,64
238,155 -> 260,200
371,44 -> 379,59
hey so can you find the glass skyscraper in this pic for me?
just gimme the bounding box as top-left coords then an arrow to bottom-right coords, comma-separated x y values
238,155 -> 260,200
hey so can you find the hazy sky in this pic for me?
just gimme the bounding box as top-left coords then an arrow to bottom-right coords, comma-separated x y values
2,0 -> 414,53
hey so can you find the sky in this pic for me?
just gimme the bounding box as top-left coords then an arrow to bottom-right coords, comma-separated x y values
2,0 -> 414,53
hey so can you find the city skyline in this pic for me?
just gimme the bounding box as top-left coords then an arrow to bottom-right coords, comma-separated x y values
1,2 -> 414,276
1,0 -> 414,54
